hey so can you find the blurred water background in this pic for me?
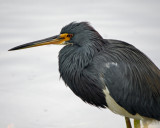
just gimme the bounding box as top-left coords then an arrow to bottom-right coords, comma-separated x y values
0,0 -> 160,128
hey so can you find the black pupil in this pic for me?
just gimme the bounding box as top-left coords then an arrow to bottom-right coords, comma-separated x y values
67,34 -> 71,37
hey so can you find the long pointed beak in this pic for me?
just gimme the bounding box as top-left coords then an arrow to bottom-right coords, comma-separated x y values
8,35 -> 64,51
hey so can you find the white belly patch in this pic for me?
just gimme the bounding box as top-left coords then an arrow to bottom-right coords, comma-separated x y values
103,88 -> 143,120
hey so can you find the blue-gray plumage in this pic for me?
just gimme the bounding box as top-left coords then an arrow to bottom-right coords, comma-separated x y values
59,22 -> 160,120
9,22 -> 160,128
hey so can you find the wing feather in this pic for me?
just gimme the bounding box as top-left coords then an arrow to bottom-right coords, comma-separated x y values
99,40 -> 160,120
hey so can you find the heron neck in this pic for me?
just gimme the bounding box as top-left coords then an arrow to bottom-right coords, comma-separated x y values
58,42 -> 107,108
58,42 -> 103,79
59,46 -> 91,70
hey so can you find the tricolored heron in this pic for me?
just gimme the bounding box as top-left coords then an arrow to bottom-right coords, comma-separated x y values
9,22 -> 160,128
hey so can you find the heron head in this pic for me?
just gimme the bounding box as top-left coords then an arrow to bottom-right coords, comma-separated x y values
8,22 -> 103,51
60,22 -> 103,46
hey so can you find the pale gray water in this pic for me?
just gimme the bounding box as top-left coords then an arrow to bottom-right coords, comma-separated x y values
0,0 -> 160,128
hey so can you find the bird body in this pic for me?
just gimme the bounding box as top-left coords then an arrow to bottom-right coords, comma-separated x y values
59,37 -> 160,121
9,22 -> 160,127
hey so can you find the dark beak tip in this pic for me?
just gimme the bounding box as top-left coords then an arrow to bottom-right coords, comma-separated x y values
8,49 -> 13,51
8,48 -> 17,51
